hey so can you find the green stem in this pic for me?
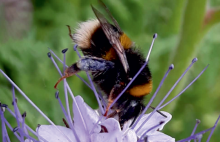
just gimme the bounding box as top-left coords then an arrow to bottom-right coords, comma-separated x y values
156,0 -> 208,112
165,0 -> 186,35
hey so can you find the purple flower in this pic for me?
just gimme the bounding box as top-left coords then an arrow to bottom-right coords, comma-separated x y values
0,34 -> 219,142
133,111 -> 174,142
34,95 -> 173,142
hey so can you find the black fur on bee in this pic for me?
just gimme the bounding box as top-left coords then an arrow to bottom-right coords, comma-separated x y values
55,2 -> 152,127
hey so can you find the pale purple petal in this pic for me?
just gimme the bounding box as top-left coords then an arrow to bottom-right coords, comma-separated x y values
91,119 -> 137,142
91,131 -> 122,142
122,129 -> 137,142
122,120 -> 137,141
101,118 -> 121,133
37,125 -> 76,142
98,118 -> 137,142
73,96 -> 101,141
75,96 -> 100,131
24,139 -> 33,142
134,111 -> 172,137
147,131 -> 175,142
122,120 -> 132,132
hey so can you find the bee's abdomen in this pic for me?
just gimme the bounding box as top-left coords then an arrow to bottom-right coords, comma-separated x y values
126,48 -> 152,97
127,80 -> 152,97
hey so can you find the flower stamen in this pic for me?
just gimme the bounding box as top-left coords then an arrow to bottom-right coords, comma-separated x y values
149,106 -> 167,118
55,91 -> 80,142
138,121 -> 165,142
36,125 -> 49,142
63,118 -> 70,128
73,45 -> 105,114
188,119 -> 201,142
12,86 -> 25,140
49,48 -> 91,88
5,107 -> 38,139
48,53 -> 88,133
62,49 -> 74,129
159,64 -> 209,110
206,114 -> 220,141
0,70 -> 72,142
0,106 -> 22,141
135,58 -> 198,133
131,64 -> 174,129
108,33 -> 157,114
1,105 -> 10,142
177,115 -> 220,142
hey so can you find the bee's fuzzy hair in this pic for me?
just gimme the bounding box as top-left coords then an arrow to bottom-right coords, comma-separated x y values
73,19 -> 100,48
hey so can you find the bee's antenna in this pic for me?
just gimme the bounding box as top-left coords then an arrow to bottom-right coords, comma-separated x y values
66,25 -> 74,40
146,33 -> 157,62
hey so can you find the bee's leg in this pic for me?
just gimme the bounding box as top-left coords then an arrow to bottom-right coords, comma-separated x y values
54,57 -> 114,89
104,83 -> 124,117
104,91 -> 114,116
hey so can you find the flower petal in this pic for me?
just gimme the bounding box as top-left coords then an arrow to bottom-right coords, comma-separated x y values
147,131 -> 175,142
134,111 -> 172,137
91,131 -> 122,142
24,139 -> 33,142
122,120 -> 132,132
101,118 -> 121,133
122,120 -> 137,141
122,129 -> 137,142
37,125 -> 76,142
73,96 -> 101,141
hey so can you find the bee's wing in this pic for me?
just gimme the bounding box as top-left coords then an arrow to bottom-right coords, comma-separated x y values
91,6 -> 130,73
98,0 -> 122,34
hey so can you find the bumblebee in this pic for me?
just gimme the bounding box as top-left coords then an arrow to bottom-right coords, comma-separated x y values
55,1 -> 152,127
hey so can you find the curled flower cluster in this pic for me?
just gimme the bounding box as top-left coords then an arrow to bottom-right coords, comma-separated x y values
0,34 -> 219,142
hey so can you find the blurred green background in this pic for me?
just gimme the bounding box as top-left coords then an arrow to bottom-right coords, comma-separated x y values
0,0 -> 220,141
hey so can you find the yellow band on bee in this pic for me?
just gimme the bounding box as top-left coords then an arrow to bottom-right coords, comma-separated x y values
102,48 -> 117,60
128,80 -> 152,97
120,33 -> 133,49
